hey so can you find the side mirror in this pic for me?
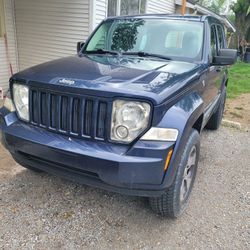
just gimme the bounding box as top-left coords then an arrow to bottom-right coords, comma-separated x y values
77,41 -> 85,54
213,49 -> 237,65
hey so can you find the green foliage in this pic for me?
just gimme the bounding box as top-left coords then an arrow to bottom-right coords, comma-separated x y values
227,14 -> 236,23
231,0 -> 250,41
247,5 -> 250,16
209,0 -> 226,14
196,0 -> 227,14
227,62 -> 250,98
231,0 -> 250,15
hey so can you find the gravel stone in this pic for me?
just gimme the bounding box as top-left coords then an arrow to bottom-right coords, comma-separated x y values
0,127 -> 249,249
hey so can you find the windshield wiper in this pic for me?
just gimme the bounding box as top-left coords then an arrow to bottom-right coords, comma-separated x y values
122,51 -> 172,61
83,49 -> 172,60
84,48 -> 119,55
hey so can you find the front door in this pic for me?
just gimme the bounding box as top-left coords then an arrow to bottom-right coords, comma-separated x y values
204,24 -> 224,110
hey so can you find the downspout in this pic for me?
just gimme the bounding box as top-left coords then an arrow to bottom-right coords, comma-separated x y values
2,0 -> 13,76
181,0 -> 187,15
89,0 -> 96,33
3,33 -> 13,76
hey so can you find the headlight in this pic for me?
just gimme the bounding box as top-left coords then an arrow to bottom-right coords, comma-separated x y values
13,84 -> 29,121
111,100 -> 151,143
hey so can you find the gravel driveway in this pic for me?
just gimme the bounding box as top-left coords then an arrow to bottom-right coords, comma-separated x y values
0,127 -> 249,249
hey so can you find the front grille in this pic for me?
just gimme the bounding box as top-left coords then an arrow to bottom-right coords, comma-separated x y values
29,88 -> 110,140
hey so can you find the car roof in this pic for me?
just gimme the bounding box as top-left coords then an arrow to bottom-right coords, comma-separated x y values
106,14 -> 218,23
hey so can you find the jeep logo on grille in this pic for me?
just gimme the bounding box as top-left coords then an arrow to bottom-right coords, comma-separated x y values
58,78 -> 75,85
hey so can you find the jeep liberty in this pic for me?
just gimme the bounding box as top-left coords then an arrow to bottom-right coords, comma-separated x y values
0,15 -> 237,217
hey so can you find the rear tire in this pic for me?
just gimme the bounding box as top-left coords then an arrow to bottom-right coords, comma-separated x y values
149,129 -> 200,218
206,89 -> 226,130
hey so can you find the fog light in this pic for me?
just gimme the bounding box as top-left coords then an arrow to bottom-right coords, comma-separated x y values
116,125 -> 129,139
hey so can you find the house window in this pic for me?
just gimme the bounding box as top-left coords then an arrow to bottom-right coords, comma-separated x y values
108,0 -> 117,17
108,0 -> 147,17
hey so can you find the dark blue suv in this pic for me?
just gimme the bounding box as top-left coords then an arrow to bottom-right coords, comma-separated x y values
0,15 -> 236,217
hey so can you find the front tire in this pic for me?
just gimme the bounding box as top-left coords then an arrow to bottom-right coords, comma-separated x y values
149,129 -> 200,218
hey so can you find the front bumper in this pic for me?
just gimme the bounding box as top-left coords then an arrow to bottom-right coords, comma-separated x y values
0,108 -> 175,197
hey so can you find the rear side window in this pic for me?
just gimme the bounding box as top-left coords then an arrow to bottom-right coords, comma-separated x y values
210,25 -> 218,57
217,25 -> 226,49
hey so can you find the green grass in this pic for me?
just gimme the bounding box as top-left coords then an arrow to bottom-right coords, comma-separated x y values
227,62 -> 250,98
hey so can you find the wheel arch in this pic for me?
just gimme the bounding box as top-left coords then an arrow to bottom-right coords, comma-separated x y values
192,113 -> 204,133
156,92 -> 204,188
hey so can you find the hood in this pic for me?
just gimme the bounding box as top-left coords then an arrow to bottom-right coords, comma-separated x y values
13,55 -> 204,105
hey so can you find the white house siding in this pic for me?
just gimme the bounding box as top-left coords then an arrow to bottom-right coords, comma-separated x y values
95,0 -> 107,27
0,37 -> 9,96
0,0 -> 18,96
14,0 -> 90,71
91,0 -> 176,31
90,0 -> 175,30
0,40 -> 8,97
146,0 -> 175,14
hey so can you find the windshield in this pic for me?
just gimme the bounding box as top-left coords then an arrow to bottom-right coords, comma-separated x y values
84,18 -> 204,61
